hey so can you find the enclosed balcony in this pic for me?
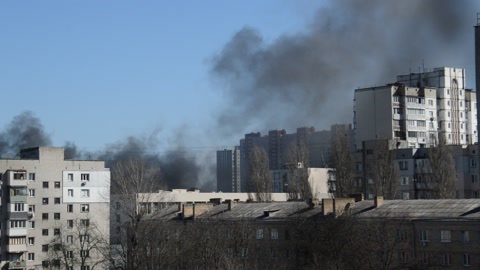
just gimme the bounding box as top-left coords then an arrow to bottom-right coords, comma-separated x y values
6,171 -> 28,187
9,187 -> 27,203
7,260 -> 26,269
7,244 -> 27,253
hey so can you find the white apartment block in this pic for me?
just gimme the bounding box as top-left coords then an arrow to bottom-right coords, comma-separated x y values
354,67 -> 477,149
0,147 -> 110,270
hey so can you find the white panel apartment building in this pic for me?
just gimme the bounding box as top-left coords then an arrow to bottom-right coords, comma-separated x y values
354,67 -> 477,149
0,147 -> 110,270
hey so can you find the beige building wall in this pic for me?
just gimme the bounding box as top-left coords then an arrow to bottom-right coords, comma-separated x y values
0,147 -> 110,269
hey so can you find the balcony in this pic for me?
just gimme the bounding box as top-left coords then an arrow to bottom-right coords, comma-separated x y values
9,195 -> 27,203
7,228 -> 27,237
8,261 -> 26,269
7,172 -> 28,187
7,244 -> 27,253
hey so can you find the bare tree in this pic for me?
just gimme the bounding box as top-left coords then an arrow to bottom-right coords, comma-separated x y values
428,136 -> 456,199
285,141 -> 312,200
366,140 -> 399,200
109,158 -> 168,270
249,145 -> 272,202
45,219 -> 109,270
330,132 -> 355,198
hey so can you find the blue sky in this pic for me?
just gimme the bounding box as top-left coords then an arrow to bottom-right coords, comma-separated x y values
0,1 -> 322,151
1,1 -> 479,157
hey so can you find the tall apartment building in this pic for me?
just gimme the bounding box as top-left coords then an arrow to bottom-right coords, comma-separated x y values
0,147 -> 110,270
354,67 -> 477,149
216,147 -> 241,192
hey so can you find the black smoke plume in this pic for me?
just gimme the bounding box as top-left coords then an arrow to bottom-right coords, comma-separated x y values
211,0 -> 479,137
0,111 -> 52,157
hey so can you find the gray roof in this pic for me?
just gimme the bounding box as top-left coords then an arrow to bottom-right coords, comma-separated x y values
352,199 -> 480,220
197,202 -> 323,220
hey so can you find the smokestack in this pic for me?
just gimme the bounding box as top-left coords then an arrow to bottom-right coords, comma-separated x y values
475,13 -> 480,175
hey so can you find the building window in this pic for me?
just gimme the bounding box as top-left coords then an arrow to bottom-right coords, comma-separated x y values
81,189 -> 90,197
28,237 -> 34,245
28,189 -> 35,197
80,250 -> 89,258
81,174 -> 90,181
42,182 -> 49,188
440,230 -> 451,243
393,96 -> 400,102
42,198 -> 49,205
28,253 -> 35,261
80,219 -> 90,227
54,197 -> 60,204
29,173 -> 35,180
420,252 -> 429,265
271,228 -> 279,240
10,220 -> 26,228
441,253 -> 451,266
399,161 -> 408,170
397,230 -> 407,241
28,205 -> 35,213
462,231 -> 470,243
42,245 -> 48,252
256,229 -> 264,240
401,177 -> 409,185
68,173 -> 73,181
463,253 -> 471,266
81,204 -> 89,212
54,228 -> 60,235
68,189 -> 74,197
14,203 -> 25,212
67,235 -> 73,244
42,229 -> 48,236
398,251 -> 407,263
80,234 -> 89,243
471,158 -> 477,168
420,230 -> 429,242
67,204 -> 73,213
54,181 -> 60,188
54,213 -> 60,220
81,266 -> 90,270
28,221 -> 35,229
67,251 -> 73,258
67,220 -> 74,228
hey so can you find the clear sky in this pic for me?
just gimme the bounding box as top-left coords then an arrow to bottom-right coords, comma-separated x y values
1,0 -> 479,156
0,1 -> 322,151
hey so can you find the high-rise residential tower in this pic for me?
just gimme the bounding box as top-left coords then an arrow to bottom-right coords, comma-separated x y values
216,147 -> 241,192
354,67 -> 477,149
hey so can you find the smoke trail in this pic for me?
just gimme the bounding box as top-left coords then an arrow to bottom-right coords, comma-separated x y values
211,0 -> 478,137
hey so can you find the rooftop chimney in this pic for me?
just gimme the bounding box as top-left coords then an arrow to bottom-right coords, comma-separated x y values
374,196 -> 384,208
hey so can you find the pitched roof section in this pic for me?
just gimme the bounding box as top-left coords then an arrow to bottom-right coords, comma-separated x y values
352,199 -> 480,219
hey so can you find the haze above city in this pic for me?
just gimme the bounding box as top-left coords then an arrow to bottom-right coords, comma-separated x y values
2,0 -> 480,189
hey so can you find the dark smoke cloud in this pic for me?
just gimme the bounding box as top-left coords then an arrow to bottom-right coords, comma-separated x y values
0,111 -> 52,157
0,112 -> 210,190
88,134 -> 210,191
211,0 -> 479,137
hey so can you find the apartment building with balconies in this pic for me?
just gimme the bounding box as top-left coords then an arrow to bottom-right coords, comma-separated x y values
354,67 -> 477,150
0,147 -> 110,270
